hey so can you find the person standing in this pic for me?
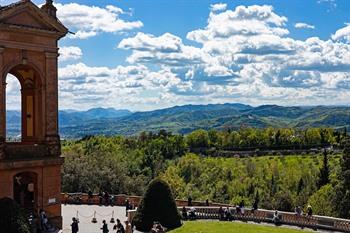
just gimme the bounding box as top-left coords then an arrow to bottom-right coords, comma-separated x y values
307,205 -> 313,216
188,196 -> 192,206
101,220 -> 109,233
125,220 -> 132,233
125,199 -> 130,217
71,217 -> 79,233
114,219 -> 125,233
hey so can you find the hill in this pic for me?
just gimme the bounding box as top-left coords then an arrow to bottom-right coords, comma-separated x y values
6,104 -> 350,138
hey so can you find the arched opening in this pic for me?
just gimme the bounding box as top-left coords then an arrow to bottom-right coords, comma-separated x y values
5,64 -> 43,143
6,74 -> 22,142
13,172 -> 38,211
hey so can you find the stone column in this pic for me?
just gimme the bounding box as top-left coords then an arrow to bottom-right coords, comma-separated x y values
0,47 -> 5,159
45,51 -> 60,156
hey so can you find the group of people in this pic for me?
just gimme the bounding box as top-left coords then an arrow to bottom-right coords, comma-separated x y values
150,221 -> 166,233
181,206 -> 197,220
218,200 -> 247,221
273,205 -> 313,225
71,218 -> 132,233
98,191 -> 116,206
294,205 -> 313,217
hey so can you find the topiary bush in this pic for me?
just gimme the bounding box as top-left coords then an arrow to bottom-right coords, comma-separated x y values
0,197 -> 31,233
133,178 -> 182,231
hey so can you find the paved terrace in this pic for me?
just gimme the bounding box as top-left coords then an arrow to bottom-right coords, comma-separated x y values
62,205 -> 140,233
61,194 -> 350,232
62,204 -> 345,233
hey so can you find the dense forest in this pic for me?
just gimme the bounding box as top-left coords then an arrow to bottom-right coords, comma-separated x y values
62,127 -> 350,218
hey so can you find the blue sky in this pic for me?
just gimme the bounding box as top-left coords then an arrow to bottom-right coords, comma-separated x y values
3,0 -> 350,111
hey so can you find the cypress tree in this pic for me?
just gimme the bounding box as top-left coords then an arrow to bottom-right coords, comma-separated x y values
317,150 -> 330,189
336,142 -> 350,218
297,177 -> 304,195
133,178 -> 182,231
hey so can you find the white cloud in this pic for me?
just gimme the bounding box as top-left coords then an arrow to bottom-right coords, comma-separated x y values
210,3 -> 227,12
119,32 -> 182,53
59,46 -> 83,62
119,32 -> 204,67
113,4 -> 350,109
294,22 -> 315,29
52,4 -> 350,110
55,3 -> 143,39
332,24 -> 350,42
187,5 -> 288,44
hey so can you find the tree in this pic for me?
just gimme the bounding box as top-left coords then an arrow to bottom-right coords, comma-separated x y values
0,198 -> 31,233
335,142 -> 350,218
317,150 -> 330,189
133,178 -> 182,231
275,191 -> 294,211
186,129 -> 209,149
297,178 -> 304,195
308,184 -> 336,216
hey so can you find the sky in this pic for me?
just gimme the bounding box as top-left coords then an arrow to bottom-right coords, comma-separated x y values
3,0 -> 350,111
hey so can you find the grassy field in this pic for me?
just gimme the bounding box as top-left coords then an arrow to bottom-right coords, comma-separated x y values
168,221 -> 312,233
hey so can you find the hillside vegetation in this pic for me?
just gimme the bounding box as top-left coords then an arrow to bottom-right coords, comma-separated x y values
62,128 -> 350,218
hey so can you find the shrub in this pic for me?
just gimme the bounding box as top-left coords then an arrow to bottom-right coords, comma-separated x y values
0,198 -> 31,233
133,178 -> 182,231
275,191 -> 294,211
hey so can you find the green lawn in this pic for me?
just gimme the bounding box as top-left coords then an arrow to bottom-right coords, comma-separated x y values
168,221 -> 312,233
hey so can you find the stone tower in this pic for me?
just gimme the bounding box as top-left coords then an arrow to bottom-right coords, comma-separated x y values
0,0 -> 67,228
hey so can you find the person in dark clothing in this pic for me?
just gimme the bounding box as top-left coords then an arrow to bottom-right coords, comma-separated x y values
99,191 -> 103,205
218,206 -> 224,221
205,199 -> 209,206
224,207 -> 231,221
125,199 -> 130,217
307,205 -> 313,216
39,209 -> 48,231
104,192 -> 110,205
71,217 -> 79,233
252,200 -> 258,213
181,206 -> 188,220
188,196 -> 193,206
101,220 -> 109,233
113,219 -> 125,233
88,190 -> 93,204
239,200 -> 245,208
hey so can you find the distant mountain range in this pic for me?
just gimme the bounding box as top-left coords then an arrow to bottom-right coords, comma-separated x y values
6,104 -> 350,138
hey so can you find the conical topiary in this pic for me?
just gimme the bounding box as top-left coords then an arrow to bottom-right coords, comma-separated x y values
0,197 -> 31,233
133,178 -> 182,231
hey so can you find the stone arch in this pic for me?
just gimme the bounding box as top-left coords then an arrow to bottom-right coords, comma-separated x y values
4,63 -> 45,142
13,171 -> 38,211
2,60 -> 45,87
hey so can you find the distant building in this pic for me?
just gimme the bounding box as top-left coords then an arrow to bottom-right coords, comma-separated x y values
0,0 -> 67,228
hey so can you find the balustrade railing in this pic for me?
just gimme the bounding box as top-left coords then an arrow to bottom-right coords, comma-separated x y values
175,207 -> 350,232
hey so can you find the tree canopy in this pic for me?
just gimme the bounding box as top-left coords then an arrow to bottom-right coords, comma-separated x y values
133,178 -> 182,231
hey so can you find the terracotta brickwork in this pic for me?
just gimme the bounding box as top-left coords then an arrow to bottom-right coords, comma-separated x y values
0,0 -> 67,228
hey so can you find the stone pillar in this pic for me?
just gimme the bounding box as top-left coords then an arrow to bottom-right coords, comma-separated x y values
45,52 -> 60,156
0,47 -> 5,159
